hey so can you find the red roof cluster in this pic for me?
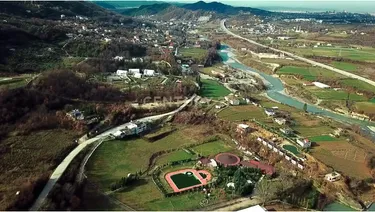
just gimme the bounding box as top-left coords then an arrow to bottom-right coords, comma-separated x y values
240,160 -> 275,176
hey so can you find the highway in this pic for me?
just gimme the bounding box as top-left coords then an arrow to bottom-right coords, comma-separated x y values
220,19 -> 375,87
29,94 -> 196,211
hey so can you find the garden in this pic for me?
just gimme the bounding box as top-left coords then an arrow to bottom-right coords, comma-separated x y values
200,79 -> 231,98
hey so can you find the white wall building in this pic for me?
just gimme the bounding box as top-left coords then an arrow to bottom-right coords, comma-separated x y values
116,70 -> 128,76
129,69 -> 140,74
296,138 -> 312,148
143,69 -> 155,76
313,81 -> 330,89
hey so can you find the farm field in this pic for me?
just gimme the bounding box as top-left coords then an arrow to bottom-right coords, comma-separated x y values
200,79 -> 231,98
191,140 -> 234,156
331,61 -> 358,72
354,101 -> 375,114
86,125 -> 210,189
288,46 -> 375,62
277,66 -> 342,81
339,78 -> 375,93
309,89 -> 368,101
311,141 -> 371,179
293,125 -> 334,137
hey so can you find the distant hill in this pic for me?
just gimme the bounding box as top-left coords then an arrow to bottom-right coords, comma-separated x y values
182,1 -> 272,16
119,1 -> 272,19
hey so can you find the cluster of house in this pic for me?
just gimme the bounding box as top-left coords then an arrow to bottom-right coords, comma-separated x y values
66,109 -> 85,120
224,94 -> 257,106
257,137 -> 305,170
112,121 -> 148,139
116,68 -> 156,79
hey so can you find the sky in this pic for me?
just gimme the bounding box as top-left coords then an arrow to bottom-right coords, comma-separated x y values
161,0 -> 375,13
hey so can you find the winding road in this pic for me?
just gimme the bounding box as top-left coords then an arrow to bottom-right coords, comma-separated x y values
220,19 -> 375,87
30,94 -> 196,211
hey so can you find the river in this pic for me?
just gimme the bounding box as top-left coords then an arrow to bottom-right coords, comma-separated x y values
218,45 -> 375,138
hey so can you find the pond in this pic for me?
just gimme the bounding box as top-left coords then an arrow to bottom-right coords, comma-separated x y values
282,144 -> 300,156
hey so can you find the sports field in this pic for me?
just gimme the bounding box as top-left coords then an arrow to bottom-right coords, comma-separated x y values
218,105 -> 267,121
200,79 -> 231,98
170,172 -> 201,189
165,169 -> 211,192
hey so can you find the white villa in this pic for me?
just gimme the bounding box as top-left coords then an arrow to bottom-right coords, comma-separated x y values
296,138 -> 312,148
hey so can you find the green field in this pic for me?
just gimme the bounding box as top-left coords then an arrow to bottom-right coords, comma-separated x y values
354,101 -> 375,114
283,145 -> 301,156
170,172 -> 202,189
310,90 -> 368,101
156,150 -> 194,165
339,78 -> 375,93
87,127 -> 202,188
289,46 -> 375,62
191,140 -> 234,156
277,66 -> 341,81
294,125 -> 334,137
218,105 -> 267,121
180,48 -> 207,60
308,135 -> 337,142
331,61 -> 357,72
200,79 -> 231,98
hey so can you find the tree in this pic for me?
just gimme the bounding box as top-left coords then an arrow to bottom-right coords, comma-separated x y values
303,103 -> 308,113
255,180 -> 273,206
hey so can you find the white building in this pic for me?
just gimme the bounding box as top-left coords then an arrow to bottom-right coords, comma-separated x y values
143,69 -> 155,76
129,69 -> 140,74
116,70 -> 128,76
230,99 -> 240,106
237,205 -> 267,212
274,118 -> 287,125
325,172 -> 341,182
296,138 -> 311,148
264,108 -> 276,116
133,73 -> 142,78
313,81 -> 330,89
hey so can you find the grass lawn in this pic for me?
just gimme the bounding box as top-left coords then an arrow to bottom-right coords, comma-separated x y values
144,192 -> 208,211
331,61 -> 357,72
310,89 -> 368,101
200,79 -> 231,98
180,48 -> 207,60
277,66 -> 341,81
308,135 -> 338,142
339,78 -> 375,93
283,145 -> 300,156
191,140 -> 234,156
156,150 -> 194,165
87,125 -> 208,189
294,125 -> 334,137
218,105 -> 267,121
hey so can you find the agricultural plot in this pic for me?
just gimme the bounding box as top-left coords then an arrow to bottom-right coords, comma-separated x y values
277,66 -> 341,81
309,89 -> 368,101
293,125 -> 334,137
331,61 -> 358,72
339,78 -> 375,93
200,79 -> 231,98
311,141 -> 371,178
354,102 -> 375,114
290,46 -> 375,62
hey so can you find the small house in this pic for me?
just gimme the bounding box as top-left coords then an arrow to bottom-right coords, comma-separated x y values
313,81 -> 330,89
237,124 -> 251,134
325,172 -> 341,182
280,128 -> 293,136
116,69 -> 128,76
264,108 -> 276,116
274,118 -> 287,125
143,69 -> 155,77
129,69 -> 140,74
296,138 -> 311,148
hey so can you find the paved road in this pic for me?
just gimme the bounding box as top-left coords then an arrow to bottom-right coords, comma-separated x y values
30,94 -> 196,211
220,19 -> 375,87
